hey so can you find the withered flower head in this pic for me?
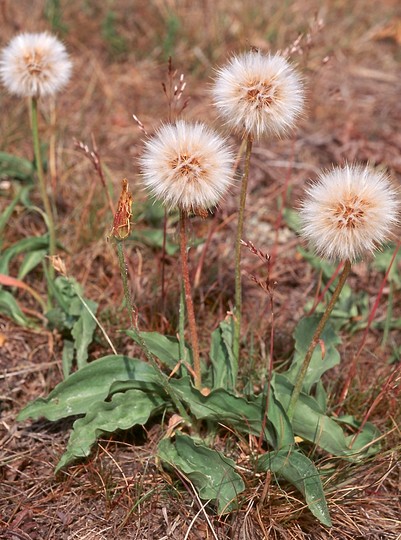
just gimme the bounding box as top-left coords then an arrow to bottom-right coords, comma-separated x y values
109,178 -> 133,241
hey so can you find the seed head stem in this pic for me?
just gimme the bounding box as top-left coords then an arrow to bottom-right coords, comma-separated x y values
287,259 -> 352,421
179,210 -> 202,389
233,135 -> 253,364
31,96 -> 56,282
116,240 -> 191,423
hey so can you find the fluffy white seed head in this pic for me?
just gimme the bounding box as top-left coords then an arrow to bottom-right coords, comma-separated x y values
0,32 -> 72,98
212,51 -> 304,139
139,121 -> 234,213
299,164 -> 399,262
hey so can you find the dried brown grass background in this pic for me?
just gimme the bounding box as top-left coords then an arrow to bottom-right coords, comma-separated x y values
1,0 -> 401,538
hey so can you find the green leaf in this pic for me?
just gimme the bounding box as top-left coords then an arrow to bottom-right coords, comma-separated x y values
56,389 -> 165,471
272,374 -> 377,458
284,316 -> 341,393
372,244 -> 401,287
209,317 -> 237,391
0,186 -> 32,240
62,339 -> 75,379
0,235 -> 49,275
136,197 -> 166,225
298,252 -> 367,333
44,0 -> 69,34
130,228 -> 179,255
170,377 -> 294,449
171,377 -> 268,438
17,355 -> 163,422
0,151 -> 35,182
308,287 -> 369,334
336,415 -> 381,455
126,330 -> 192,371
298,247 -> 337,280
20,186 -> 33,207
50,276 -> 79,312
262,386 -> 295,449
314,380 -> 328,412
0,289 -> 34,327
257,448 -> 332,526
46,277 -> 99,375
158,433 -> 245,513
17,249 -> 47,281
46,306 -> 74,333
70,297 -> 98,369
283,207 -> 301,232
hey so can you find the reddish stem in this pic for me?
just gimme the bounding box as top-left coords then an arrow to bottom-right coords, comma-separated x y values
179,210 -> 201,389
308,261 -> 342,316
258,290 -> 275,452
194,216 -> 215,289
161,207 -> 168,319
349,363 -> 401,448
338,242 -> 401,407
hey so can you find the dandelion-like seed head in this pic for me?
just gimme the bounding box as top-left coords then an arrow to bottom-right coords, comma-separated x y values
139,121 -> 234,213
300,164 -> 399,262
212,51 -> 304,139
0,32 -> 72,98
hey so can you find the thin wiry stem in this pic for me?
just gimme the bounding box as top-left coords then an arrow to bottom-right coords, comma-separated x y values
161,207 -> 168,318
179,210 -> 201,389
338,241 -> 401,407
31,96 -> 56,281
287,259 -> 352,421
258,287 -> 275,453
116,241 -> 191,423
74,136 -> 115,215
49,99 -> 57,196
233,135 -> 253,365
193,137 -> 247,290
178,280 -> 186,364
307,262 -> 342,317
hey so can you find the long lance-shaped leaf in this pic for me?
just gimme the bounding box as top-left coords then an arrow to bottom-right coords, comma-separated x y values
0,289 -> 35,327
0,235 -> 49,275
126,330 -> 192,370
273,374 -> 380,458
56,389 -> 165,471
257,448 -> 332,527
283,316 -> 341,393
17,356 -> 164,422
209,317 -> 237,391
170,377 -> 294,449
158,433 -> 245,513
